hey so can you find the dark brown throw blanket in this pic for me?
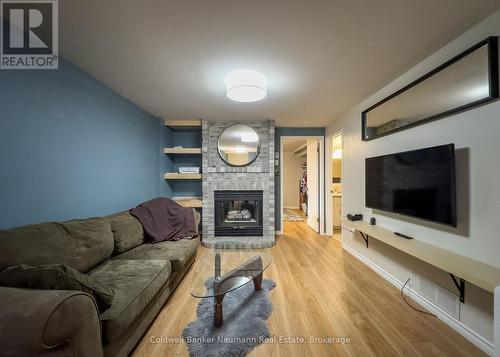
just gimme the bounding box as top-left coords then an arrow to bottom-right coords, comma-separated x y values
130,197 -> 198,243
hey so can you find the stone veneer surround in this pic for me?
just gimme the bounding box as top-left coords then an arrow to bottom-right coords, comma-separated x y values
202,119 -> 275,247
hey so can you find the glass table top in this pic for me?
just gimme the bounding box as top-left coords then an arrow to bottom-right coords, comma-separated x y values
190,241 -> 272,298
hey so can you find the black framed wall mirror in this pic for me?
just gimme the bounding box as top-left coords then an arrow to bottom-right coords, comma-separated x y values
218,124 -> 261,166
362,36 -> 499,141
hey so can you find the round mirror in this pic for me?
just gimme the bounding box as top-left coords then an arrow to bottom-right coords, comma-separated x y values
217,124 -> 260,166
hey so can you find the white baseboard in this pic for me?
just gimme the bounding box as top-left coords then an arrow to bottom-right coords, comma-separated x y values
342,243 -> 494,356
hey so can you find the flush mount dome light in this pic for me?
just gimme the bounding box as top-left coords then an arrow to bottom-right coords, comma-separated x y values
225,70 -> 267,102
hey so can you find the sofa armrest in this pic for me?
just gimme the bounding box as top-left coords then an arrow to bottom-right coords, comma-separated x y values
193,208 -> 201,234
0,286 -> 103,357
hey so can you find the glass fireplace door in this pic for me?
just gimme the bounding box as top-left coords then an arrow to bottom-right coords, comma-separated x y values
214,191 -> 263,237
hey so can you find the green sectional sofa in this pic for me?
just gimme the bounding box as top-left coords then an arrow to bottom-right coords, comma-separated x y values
0,209 -> 201,357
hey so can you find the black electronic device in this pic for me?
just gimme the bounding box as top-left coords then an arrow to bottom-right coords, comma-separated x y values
394,232 -> 414,240
347,214 -> 363,222
365,144 -> 456,226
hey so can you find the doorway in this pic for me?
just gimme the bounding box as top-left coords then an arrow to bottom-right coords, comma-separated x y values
326,132 -> 343,237
280,136 -> 324,233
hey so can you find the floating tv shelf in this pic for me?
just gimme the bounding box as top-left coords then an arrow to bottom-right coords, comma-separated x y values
164,147 -> 202,154
164,173 -> 202,180
164,119 -> 201,131
342,219 -> 500,301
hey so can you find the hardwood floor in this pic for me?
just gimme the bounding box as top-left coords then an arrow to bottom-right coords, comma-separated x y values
132,222 -> 485,357
283,208 -> 306,222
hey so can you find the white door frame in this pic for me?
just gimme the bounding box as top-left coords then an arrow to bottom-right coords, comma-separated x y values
325,130 -> 344,236
279,135 -> 325,235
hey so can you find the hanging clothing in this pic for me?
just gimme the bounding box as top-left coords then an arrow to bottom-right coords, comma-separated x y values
300,171 -> 307,194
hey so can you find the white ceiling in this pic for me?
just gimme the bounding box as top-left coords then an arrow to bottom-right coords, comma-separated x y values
60,0 -> 500,127
283,138 -> 307,153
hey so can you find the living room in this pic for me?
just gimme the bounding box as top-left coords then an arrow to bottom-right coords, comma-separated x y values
1,1 -> 500,357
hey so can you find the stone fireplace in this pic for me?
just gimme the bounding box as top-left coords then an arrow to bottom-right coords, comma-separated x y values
201,119 -> 275,247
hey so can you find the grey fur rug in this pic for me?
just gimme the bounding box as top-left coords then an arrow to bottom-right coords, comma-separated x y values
182,279 -> 276,357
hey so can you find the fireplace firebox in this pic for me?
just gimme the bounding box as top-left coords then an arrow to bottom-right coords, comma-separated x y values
214,191 -> 263,237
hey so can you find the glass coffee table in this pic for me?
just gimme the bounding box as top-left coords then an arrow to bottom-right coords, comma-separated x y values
190,241 -> 272,327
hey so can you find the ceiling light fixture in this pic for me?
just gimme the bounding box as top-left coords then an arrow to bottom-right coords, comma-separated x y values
225,70 -> 267,102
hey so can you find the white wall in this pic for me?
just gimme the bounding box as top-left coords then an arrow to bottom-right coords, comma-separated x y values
327,10 -> 500,353
307,139 -> 320,231
496,286 -> 500,356
282,151 -> 304,208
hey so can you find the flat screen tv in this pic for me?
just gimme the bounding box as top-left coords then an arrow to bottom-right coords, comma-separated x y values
365,144 -> 456,226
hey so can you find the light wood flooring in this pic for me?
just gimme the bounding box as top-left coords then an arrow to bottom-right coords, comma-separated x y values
132,221 -> 485,357
283,208 -> 306,222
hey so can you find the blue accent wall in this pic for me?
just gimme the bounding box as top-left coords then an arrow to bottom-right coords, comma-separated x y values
275,127 -> 325,231
172,131 -> 202,147
0,59 -> 169,229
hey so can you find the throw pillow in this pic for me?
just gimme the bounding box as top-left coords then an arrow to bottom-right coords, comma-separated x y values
0,264 -> 114,312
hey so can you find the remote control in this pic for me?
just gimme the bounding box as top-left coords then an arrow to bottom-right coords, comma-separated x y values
394,232 -> 414,240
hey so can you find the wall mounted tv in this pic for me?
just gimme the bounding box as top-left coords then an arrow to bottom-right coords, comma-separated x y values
365,144 -> 456,226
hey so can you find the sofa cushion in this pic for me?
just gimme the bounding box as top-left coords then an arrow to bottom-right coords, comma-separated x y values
114,237 -> 199,272
0,264 -> 114,312
106,211 -> 145,255
0,217 -> 114,273
87,259 -> 172,343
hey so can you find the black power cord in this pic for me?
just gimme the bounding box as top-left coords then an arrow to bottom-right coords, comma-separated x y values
401,278 -> 436,317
